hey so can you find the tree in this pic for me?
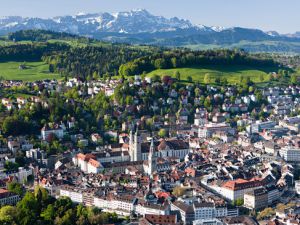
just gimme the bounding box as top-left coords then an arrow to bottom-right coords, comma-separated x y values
171,57 -> 177,68
34,186 -> 49,207
215,77 -> 221,84
234,198 -> 244,206
0,206 -> 17,224
154,58 -> 166,69
220,77 -> 228,85
55,208 -> 75,225
54,197 -> 73,218
152,75 -> 161,82
204,97 -> 211,110
204,73 -> 210,84
2,116 -> 31,136
174,71 -> 181,81
291,74 -> 298,84
194,87 -> 201,97
187,76 -> 193,83
7,182 -> 23,196
4,162 -> 19,172
173,186 -> 185,197
259,74 -> 264,82
17,192 -> 39,225
49,64 -> 55,73
41,204 -> 55,221
92,71 -> 100,80
158,129 -> 167,138
257,207 -> 275,220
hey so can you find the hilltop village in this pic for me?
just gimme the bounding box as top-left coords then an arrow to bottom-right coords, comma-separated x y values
0,73 -> 300,225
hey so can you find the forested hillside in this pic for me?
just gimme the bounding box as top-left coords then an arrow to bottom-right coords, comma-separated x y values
0,30 -> 280,80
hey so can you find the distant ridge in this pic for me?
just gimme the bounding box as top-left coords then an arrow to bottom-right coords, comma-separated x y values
1,9 -> 300,53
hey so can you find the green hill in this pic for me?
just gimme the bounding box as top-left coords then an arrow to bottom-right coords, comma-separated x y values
0,61 -> 61,81
147,65 -> 278,84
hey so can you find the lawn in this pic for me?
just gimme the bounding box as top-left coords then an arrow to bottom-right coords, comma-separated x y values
0,61 -> 61,81
147,65 -> 278,84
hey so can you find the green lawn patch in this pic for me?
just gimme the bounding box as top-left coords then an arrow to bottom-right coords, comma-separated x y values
0,61 -> 61,81
147,65 -> 278,84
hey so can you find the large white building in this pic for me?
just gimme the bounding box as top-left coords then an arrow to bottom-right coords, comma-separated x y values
251,121 -> 276,133
59,187 -> 83,203
198,123 -> 235,138
279,146 -> 300,162
208,178 -> 264,202
295,180 -> 300,195
72,153 -> 104,174
171,201 -> 238,225
41,124 -> 64,140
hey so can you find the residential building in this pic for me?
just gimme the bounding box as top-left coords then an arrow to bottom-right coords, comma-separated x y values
244,187 -> 268,209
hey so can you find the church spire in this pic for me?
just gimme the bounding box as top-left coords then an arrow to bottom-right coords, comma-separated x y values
148,138 -> 157,177
150,137 -> 154,154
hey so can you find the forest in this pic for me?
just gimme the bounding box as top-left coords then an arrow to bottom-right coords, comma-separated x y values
0,30 -> 279,80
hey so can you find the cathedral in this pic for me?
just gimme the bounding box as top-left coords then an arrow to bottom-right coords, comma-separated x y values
129,128 -> 190,162
127,127 -> 191,177
74,127 -> 190,176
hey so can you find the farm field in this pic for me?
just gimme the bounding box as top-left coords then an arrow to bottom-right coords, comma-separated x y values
0,61 -> 61,81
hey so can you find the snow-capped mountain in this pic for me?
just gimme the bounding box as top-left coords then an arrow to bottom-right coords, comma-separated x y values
1,9 -> 300,52
0,9 -> 196,35
0,9 -> 285,36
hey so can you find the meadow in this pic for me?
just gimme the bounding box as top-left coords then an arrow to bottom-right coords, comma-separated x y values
147,64 -> 277,84
0,61 -> 61,81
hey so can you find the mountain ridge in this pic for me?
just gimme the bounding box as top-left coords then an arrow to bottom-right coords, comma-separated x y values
1,9 -> 300,53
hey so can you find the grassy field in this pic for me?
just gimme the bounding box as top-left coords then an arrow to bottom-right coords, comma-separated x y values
0,61 -> 61,81
147,65 -> 278,84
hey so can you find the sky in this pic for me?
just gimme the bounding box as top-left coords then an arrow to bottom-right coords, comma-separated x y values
0,0 -> 299,33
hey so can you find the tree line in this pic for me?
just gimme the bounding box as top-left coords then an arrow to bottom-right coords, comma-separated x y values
0,186 -> 121,225
0,30 -> 279,80
8,30 -> 91,42
0,42 -> 70,62
119,49 -> 278,76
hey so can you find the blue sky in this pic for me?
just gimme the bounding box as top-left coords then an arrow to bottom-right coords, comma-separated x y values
0,0 -> 299,33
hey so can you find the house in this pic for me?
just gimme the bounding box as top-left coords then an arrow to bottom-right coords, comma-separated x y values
41,124 -> 64,140
0,189 -> 20,206
87,158 -> 103,174
7,141 -> 20,153
91,133 -> 101,143
16,97 -> 27,105
1,98 -> 10,106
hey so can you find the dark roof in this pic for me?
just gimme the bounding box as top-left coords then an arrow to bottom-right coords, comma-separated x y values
144,214 -> 178,225
172,201 -> 194,214
193,202 -> 214,208
222,216 -> 258,225
141,140 -> 189,153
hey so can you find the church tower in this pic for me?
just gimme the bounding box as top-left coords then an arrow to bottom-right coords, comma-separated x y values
129,127 -> 142,161
129,129 -> 134,161
134,128 -> 142,161
148,138 -> 157,177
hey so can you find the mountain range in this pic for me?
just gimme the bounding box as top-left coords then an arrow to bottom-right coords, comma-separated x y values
1,9 -> 300,53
